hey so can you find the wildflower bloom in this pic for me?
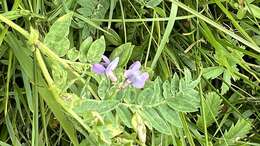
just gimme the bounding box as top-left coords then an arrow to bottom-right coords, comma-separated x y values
124,61 -> 149,88
92,55 -> 119,82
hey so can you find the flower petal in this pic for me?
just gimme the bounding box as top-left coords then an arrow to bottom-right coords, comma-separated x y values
141,72 -> 149,81
124,69 -> 134,78
92,64 -> 106,74
129,61 -> 141,71
106,57 -> 119,72
131,72 -> 149,89
102,55 -> 110,65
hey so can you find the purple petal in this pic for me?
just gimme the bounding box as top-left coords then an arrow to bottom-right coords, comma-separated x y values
92,64 -> 106,74
106,57 -> 119,73
102,55 -> 110,65
130,72 -> 149,89
124,69 -> 134,78
129,61 -> 141,71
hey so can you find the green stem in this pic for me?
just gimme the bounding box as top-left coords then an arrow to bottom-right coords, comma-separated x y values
4,49 -> 13,116
119,0 -> 127,43
179,113 -> 195,146
145,11 -> 155,67
151,2 -> 178,69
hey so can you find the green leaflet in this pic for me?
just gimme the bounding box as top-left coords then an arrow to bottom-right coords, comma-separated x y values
216,119 -> 251,146
221,70 -> 231,95
248,4 -> 260,19
197,92 -> 222,129
164,70 -> 201,112
158,105 -> 182,128
79,36 -> 93,62
77,0 -> 110,38
167,89 -> 200,112
145,0 -> 163,8
135,0 -> 163,9
67,47 -> 79,61
73,99 -> 119,114
98,78 -> 109,99
203,66 -> 225,79
44,12 -> 73,57
132,113 -> 146,144
110,43 -> 134,67
104,28 -> 122,46
224,120 -> 251,139
116,105 -> 132,128
137,87 -> 154,105
139,108 -> 171,134
86,36 -> 106,63
51,64 -> 68,92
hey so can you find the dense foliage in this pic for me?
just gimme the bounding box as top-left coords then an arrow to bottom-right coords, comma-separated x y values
0,0 -> 260,145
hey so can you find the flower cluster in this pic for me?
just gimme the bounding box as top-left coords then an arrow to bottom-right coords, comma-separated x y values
92,55 -> 149,89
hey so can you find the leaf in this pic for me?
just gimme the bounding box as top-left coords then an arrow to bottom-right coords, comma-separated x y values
145,0 -> 163,8
167,89 -> 200,112
158,105 -> 182,128
216,119 -> 251,145
248,4 -> 260,19
237,8 -> 247,19
221,70 -> 231,95
21,70 -> 33,112
51,64 -> 67,91
132,113 -> 146,144
197,92 -> 222,129
137,87 -> 154,105
98,78 -> 109,99
96,123 -> 123,144
203,66 -> 224,79
44,12 -> 73,57
252,35 -> 260,46
224,119 -> 251,140
163,80 -> 171,98
116,105 -> 132,128
110,43 -> 134,67
73,99 -> 119,114
170,73 -> 179,95
67,47 -> 79,61
86,36 -> 106,63
152,77 -> 163,103
104,28 -> 122,46
139,108 -> 171,134
79,37 -> 93,62
77,0 -> 110,38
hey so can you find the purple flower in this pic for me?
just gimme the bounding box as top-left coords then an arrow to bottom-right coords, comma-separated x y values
124,61 -> 149,88
92,55 -> 119,82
